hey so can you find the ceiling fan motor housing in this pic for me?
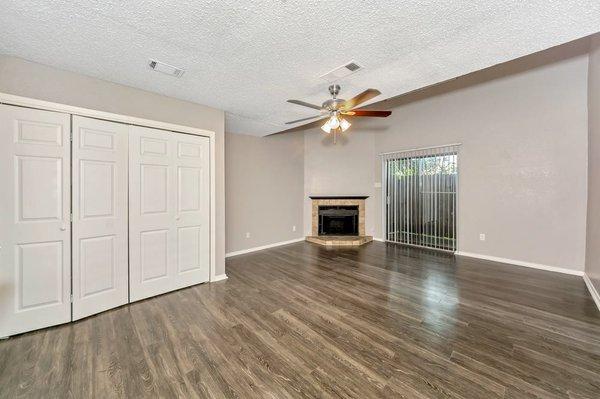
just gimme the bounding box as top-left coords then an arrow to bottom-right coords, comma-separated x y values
322,98 -> 345,111
328,84 -> 341,98
285,85 -> 390,126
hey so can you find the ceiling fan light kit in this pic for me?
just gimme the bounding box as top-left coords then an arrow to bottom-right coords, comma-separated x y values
287,85 -> 391,143
320,112 -> 351,133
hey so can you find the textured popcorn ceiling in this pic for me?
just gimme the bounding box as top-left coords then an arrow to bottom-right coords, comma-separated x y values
0,1 -> 599,136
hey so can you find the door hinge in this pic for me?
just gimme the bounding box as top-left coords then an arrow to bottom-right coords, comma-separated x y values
70,294 -> 73,303
70,131 -> 73,142
70,213 -> 73,222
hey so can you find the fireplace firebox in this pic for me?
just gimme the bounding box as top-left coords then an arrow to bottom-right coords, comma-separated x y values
318,205 -> 359,236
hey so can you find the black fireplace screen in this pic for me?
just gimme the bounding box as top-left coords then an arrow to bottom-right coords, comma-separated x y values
318,206 -> 359,236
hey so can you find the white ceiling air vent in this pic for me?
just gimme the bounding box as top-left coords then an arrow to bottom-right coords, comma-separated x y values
148,59 -> 185,77
320,61 -> 363,82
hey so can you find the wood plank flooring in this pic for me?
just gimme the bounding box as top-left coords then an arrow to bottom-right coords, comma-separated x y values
1,241 -> 600,398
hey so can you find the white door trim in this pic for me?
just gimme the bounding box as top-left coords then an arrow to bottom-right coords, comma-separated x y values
0,92 -> 218,284
0,93 -> 215,137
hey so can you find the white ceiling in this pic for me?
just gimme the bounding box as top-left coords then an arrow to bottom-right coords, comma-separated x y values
1,1 -> 599,136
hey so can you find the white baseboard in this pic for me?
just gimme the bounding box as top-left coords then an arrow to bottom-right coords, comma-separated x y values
455,251 -> 584,276
211,274 -> 228,282
373,237 -> 385,242
226,237 -> 305,258
584,274 -> 600,312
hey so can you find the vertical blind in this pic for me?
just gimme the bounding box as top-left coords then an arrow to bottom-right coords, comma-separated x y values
381,144 -> 459,251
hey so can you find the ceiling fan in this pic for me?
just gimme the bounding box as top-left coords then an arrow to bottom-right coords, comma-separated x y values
286,85 -> 391,143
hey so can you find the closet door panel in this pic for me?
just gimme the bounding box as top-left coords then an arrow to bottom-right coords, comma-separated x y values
72,116 -> 129,320
129,126 -> 209,302
173,136 -> 210,288
0,105 -> 71,337
129,126 -> 177,301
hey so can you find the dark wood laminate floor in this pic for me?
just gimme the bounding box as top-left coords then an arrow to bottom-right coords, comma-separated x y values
1,241 -> 600,398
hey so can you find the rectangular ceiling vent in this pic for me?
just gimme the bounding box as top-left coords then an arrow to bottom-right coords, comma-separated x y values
148,59 -> 185,78
345,62 -> 361,72
320,61 -> 363,82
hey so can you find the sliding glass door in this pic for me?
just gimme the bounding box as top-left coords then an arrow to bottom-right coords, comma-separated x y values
382,145 -> 459,251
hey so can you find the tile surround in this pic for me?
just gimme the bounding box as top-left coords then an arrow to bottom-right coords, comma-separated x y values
308,197 -> 371,246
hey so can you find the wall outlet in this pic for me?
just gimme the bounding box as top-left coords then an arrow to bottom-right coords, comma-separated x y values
479,233 -> 486,241
292,225 -> 297,232
245,232 -> 251,239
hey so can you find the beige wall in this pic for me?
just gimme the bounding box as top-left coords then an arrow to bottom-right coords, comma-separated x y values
225,132 -> 304,253
303,41 -> 589,272
586,35 -> 600,289
0,55 -> 227,276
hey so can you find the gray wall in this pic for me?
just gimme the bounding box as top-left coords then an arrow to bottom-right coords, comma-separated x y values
225,132 -> 304,253
0,55 -> 227,276
586,35 -> 600,289
303,41 -> 589,272
303,126 -> 379,237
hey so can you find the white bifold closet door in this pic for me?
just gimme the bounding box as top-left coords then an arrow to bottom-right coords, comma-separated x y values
129,126 -> 210,302
0,105 -> 71,337
71,116 -> 129,320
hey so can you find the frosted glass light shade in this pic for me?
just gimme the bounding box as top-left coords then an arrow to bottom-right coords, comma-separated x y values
339,118 -> 351,132
322,115 -> 351,134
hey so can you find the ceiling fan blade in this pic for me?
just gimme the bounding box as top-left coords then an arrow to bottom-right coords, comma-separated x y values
343,110 -> 391,117
287,99 -> 323,110
285,115 -> 327,124
341,89 -> 381,110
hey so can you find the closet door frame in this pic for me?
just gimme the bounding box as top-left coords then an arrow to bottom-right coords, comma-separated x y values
0,93 -> 219,281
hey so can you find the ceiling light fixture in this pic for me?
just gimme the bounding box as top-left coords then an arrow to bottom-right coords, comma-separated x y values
339,118 -> 351,132
321,111 -> 351,130
321,112 -> 351,143
287,85 -> 390,144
